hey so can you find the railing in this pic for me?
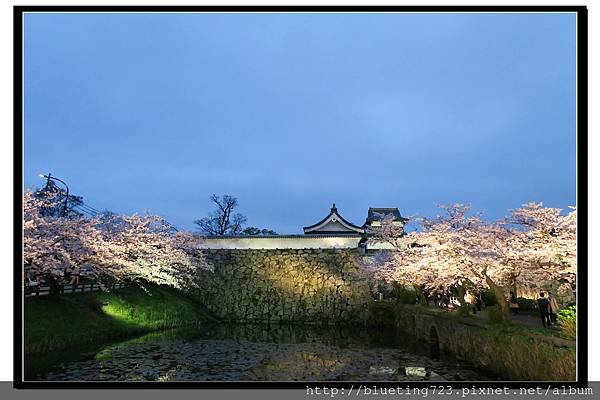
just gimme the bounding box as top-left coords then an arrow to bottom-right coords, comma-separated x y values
24,282 -> 127,297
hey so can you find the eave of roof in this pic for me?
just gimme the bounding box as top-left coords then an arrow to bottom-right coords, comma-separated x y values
303,208 -> 364,233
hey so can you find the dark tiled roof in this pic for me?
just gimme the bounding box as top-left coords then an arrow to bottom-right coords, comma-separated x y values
365,207 -> 409,223
303,204 -> 364,233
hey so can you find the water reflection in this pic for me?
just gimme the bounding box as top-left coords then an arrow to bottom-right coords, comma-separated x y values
27,323 -> 493,381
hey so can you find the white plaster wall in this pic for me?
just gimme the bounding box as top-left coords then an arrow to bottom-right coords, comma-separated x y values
367,241 -> 397,250
196,236 -> 361,249
368,221 -> 404,227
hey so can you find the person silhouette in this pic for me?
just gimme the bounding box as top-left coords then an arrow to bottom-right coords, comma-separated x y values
537,292 -> 551,328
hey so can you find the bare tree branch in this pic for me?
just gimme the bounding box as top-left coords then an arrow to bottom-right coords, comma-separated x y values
194,194 -> 247,236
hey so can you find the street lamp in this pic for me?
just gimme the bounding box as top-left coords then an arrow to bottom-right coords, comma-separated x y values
39,173 -> 70,217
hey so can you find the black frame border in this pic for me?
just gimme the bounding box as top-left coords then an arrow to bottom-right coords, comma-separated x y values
13,4 -> 588,390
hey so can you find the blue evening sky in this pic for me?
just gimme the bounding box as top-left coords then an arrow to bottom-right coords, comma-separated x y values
23,12 -> 576,233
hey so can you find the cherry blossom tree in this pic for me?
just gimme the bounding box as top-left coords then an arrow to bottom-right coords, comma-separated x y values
502,203 -> 576,295
23,191 -> 209,294
366,202 -> 576,317
365,206 -> 484,305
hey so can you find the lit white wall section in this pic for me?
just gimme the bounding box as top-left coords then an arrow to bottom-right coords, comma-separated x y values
366,241 -> 397,250
367,221 -> 404,227
197,236 -> 361,249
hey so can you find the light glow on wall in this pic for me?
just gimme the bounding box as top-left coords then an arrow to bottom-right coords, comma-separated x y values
196,236 -> 362,250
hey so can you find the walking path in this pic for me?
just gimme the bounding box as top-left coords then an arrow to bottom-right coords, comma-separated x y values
470,307 -> 560,330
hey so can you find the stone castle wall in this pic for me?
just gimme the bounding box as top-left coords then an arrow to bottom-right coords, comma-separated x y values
194,248 -> 372,324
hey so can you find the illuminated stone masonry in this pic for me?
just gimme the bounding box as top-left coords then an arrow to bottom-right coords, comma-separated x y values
195,248 -> 372,323
193,204 -> 408,323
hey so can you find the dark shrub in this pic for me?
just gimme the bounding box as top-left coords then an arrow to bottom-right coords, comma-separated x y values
487,305 -> 504,324
517,297 -> 537,311
481,290 -> 497,307
458,303 -> 472,316
395,286 -> 417,305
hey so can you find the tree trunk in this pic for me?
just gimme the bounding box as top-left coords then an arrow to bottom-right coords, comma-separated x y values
413,284 -> 428,305
456,283 -> 467,306
484,274 -> 509,318
391,282 -> 402,299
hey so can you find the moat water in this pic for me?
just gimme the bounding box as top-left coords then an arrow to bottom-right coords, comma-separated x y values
26,323 -> 495,381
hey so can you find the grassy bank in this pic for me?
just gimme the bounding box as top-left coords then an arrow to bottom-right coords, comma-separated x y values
25,284 -> 217,354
